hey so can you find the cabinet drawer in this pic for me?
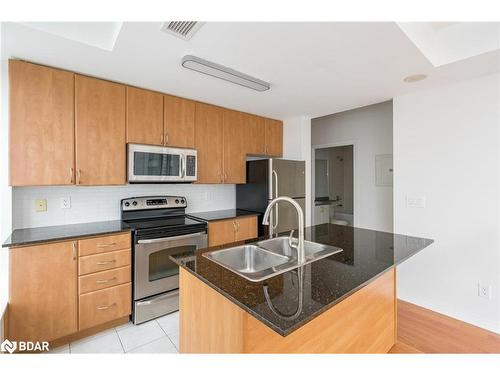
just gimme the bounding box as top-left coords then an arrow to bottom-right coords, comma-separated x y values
78,232 -> 131,256
79,249 -> 131,275
79,283 -> 131,331
79,266 -> 131,294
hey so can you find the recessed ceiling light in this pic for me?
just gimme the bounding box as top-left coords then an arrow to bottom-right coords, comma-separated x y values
181,55 -> 270,92
403,74 -> 428,83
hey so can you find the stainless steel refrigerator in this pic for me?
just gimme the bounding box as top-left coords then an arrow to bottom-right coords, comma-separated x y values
236,159 -> 305,235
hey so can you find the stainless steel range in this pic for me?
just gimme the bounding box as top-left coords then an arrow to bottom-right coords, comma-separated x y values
121,196 -> 208,324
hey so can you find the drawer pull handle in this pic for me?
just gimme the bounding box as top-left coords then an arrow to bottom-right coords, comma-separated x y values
96,242 -> 117,248
96,260 -> 117,265
96,303 -> 117,310
96,277 -> 117,284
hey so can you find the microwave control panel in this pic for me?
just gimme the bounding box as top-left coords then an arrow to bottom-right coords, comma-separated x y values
186,155 -> 196,177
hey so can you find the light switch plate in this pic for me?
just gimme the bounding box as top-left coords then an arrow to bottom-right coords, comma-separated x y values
60,197 -> 71,209
35,199 -> 47,212
406,196 -> 426,209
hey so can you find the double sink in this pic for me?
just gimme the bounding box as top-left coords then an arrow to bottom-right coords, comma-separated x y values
203,236 -> 343,282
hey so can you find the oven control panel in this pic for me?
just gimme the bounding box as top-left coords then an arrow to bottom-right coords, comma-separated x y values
121,196 -> 187,211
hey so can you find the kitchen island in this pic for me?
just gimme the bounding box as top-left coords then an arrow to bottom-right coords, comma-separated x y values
171,223 -> 433,353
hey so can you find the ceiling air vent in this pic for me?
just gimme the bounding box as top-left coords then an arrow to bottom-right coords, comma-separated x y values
160,21 -> 204,41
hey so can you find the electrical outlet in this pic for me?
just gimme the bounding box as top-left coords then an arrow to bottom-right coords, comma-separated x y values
60,197 -> 71,209
478,283 -> 492,299
35,199 -> 47,212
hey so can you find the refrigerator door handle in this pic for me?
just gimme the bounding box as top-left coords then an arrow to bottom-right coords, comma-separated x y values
272,170 -> 279,231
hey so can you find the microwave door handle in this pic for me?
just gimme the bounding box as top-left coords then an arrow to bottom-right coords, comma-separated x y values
137,231 -> 205,244
180,155 -> 185,178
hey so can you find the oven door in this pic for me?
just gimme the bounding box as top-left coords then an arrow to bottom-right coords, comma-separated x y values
128,143 -> 184,182
134,231 -> 207,300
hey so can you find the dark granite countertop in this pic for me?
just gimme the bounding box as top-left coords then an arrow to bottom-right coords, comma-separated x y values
2,220 -> 131,248
188,209 -> 259,222
171,223 -> 433,337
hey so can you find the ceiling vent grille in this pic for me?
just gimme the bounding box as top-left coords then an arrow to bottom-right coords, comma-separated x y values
160,21 -> 204,41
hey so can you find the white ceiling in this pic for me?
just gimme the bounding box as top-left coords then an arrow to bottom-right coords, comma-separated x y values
2,22 -> 499,119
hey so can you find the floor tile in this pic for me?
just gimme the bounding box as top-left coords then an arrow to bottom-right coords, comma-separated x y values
115,320 -> 134,332
167,331 -> 179,350
48,344 -> 70,354
156,311 -> 179,336
70,330 -> 124,354
128,336 -> 178,354
116,320 -> 166,352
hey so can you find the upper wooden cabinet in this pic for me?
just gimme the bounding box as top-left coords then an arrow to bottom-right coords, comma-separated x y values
9,60 -> 75,186
195,103 -> 224,183
244,113 -> 266,156
164,95 -> 195,148
126,86 -> 164,146
75,75 -> 126,185
265,118 -> 283,157
223,110 -> 246,184
8,241 -> 78,343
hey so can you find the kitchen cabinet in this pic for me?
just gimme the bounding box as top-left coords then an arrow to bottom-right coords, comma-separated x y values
126,86 -> 164,146
208,216 -> 258,247
223,110 -> 246,184
8,233 -> 132,345
9,60 -> 75,186
75,75 -> 126,185
164,95 -> 195,148
244,113 -> 266,155
8,241 -> 78,342
195,102 -> 224,183
265,118 -> 283,157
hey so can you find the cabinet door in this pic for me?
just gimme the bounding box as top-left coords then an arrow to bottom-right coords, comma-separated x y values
265,118 -> 283,157
164,95 -> 195,148
223,110 -> 246,184
126,86 -> 164,146
8,241 -> 78,342
75,75 -> 126,185
195,103 -> 223,183
9,60 -> 75,186
208,220 -> 236,247
244,113 -> 266,155
235,216 -> 258,241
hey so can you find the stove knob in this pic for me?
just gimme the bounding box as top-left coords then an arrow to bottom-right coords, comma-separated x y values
175,199 -> 180,204
132,201 -> 138,206
180,199 -> 185,204
124,202 -> 130,207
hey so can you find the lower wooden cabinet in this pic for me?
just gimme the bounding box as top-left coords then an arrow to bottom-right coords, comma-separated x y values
8,241 -> 78,342
8,232 -> 132,344
79,283 -> 132,331
208,216 -> 258,247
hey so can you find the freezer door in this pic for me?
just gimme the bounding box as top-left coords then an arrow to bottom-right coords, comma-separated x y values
269,197 -> 306,234
269,159 -> 305,199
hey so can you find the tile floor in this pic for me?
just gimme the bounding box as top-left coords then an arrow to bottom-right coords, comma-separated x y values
48,311 -> 179,354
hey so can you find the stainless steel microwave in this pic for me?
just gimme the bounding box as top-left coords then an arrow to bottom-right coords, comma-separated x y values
128,144 -> 197,183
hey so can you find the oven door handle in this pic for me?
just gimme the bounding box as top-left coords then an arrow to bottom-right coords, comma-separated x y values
137,231 -> 206,244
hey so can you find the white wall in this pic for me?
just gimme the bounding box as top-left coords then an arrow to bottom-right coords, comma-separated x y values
394,73 -> 500,333
311,101 -> 393,232
0,23 -> 12,316
283,116 -> 312,226
12,184 -> 235,229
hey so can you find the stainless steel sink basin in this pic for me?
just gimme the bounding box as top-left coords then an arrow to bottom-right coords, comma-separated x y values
203,245 -> 292,281
203,238 -> 343,283
257,236 -> 343,261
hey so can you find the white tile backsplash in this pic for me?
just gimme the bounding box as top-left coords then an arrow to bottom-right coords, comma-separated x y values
12,184 -> 235,229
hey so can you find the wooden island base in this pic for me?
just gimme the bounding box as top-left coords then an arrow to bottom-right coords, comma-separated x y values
179,268 -> 396,353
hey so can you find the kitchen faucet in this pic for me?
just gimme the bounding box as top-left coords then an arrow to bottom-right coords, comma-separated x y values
262,196 -> 305,264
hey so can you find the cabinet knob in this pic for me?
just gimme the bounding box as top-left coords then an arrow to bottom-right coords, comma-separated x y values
69,167 -> 74,184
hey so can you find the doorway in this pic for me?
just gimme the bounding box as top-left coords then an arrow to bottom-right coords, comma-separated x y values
313,145 -> 354,226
